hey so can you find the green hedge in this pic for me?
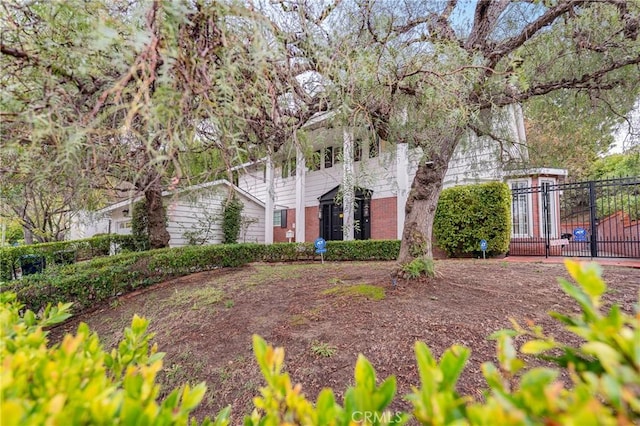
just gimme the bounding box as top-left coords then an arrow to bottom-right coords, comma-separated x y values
0,235 -> 137,281
433,182 -> 511,257
1,240 -> 400,315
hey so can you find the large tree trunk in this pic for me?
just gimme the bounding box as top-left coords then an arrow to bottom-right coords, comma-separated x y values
145,182 -> 170,249
397,129 -> 465,266
23,227 -> 34,245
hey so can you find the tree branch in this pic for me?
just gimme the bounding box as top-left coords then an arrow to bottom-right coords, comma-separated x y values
1,44 -> 96,95
484,0 -> 582,68
485,54 -> 640,108
465,0 -> 510,51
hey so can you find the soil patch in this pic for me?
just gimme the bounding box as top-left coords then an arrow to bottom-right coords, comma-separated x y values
49,259 -> 640,423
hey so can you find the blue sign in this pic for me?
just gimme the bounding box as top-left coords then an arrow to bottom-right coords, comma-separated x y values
314,237 -> 327,254
573,227 -> 587,242
480,239 -> 488,251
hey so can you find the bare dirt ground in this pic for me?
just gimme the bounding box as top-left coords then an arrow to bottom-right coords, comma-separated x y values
49,259 -> 640,423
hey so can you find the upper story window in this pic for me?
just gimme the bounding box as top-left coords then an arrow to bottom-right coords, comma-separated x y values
369,137 -> 380,158
309,151 -> 321,171
324,146 -> 334,169
281,157 -> 296,179
334,146 -> 343,164
354,138 -> 363,162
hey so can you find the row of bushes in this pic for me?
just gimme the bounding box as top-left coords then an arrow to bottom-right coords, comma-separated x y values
1,240 -> 401,315
3,261 -> 637,424
0,234 -> 137,281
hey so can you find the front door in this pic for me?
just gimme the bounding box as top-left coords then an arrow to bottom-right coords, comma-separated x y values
318,186 -> 372,241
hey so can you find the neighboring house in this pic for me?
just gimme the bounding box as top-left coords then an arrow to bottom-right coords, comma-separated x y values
69,180 -> 267,247
235,104 -> 567,244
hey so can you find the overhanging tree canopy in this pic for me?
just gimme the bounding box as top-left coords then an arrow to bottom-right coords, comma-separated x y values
269,0 -> 640,269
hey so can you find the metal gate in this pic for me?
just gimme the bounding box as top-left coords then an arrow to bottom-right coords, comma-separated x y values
509,177 -> 640,258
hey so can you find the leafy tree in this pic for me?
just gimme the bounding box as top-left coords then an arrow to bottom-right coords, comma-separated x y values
589,150 -> 640,180
272,0 -> 640,271
1,219 -> 23,245
1,0 -> 327,248
524,87 -> 640,179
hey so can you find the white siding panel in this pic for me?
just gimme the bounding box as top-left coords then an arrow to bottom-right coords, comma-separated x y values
272,177 -> 297,208
167,190 -> 226,247
238,166 -> 268,203
238,197 -> 265,243
166,186 -> 266,247
304,166 -> 343,204
355,152 -> 398,199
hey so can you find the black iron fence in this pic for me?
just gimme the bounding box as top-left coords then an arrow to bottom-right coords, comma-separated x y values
509,177 -> 640,258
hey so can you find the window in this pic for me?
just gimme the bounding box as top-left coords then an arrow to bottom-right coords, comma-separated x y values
334,146 -> 343,164
281,158 -> 296,179
510,180 -> 531,237
369,137 -> 380,158
118,220 -> 132,229
354,139 -> 363,162
539,179 -> 557,238
309,151 -> 321,171
273,210 -> 287,228
324,147 -> 334,168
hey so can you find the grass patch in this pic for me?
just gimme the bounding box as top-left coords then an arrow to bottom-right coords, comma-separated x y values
166,286 -> 224,309
245,264 -> 322,287
322,284 -> 385,301
290,314 -> 308,326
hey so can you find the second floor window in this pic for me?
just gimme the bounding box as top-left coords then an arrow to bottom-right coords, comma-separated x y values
324,147 -> 334,168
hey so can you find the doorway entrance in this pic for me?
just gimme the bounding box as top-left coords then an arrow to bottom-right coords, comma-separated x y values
318,186 -> 372,241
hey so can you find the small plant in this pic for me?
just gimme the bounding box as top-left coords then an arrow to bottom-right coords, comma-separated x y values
401,257 -> 435,279
0,292 -> 229,425
311,340 -> 337,358
131,199 -> 150,251
222,195 -> 243,244
224,299 -> 234,309
182,209 -> 219,246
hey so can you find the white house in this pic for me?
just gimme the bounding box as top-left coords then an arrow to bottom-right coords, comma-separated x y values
70,104 -> 566,247
235,104 -> 566,244
69,180 -> 268,247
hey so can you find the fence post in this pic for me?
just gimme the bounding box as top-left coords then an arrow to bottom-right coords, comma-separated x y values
589,181 -> 598,258
543,185 -> 550,258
